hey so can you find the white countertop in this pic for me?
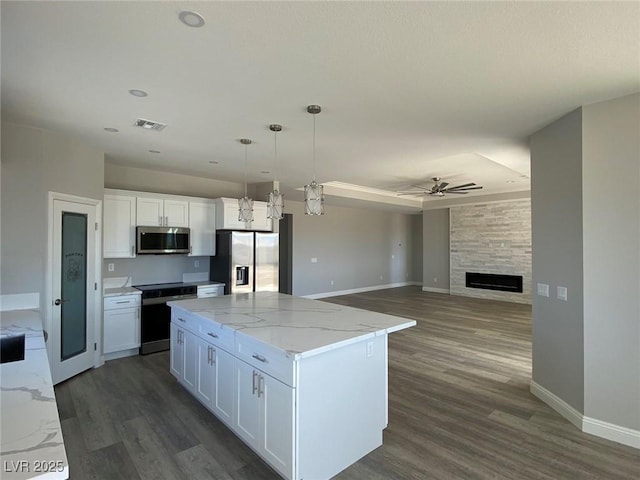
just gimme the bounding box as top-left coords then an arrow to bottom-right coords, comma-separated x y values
168,292 -> 416,359
103,286 -> 142,297
0,310 -> 69,479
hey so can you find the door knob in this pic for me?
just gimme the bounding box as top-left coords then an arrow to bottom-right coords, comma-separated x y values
54,298 -> 65,306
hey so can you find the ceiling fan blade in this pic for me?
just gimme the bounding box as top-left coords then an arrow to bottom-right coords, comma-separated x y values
438,182 -> 449,190
445,191 -> 469,194
396,192 -> 425,196
448,186 -> 483,191
444,182 -> 476,191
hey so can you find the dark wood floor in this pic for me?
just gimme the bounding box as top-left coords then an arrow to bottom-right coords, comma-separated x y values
55,287 -> 639,479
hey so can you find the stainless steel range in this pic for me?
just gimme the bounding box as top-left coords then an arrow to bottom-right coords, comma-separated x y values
134,283 -> 197,354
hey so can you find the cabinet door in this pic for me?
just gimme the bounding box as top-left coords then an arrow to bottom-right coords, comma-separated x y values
170,323 -> 184,379
137,197 -> 164,226
103,194 -> 136,258
164,199 -> 189,227
183,329 -> 198,392
220,202 -> 248,230
189,201 -> 216,256
252,202 -> 273,232
212,347 -> 234,425
103,307 -> 140,353
196,338 -> 215,408
234,359 -> 261,447
261,374 -> 294,478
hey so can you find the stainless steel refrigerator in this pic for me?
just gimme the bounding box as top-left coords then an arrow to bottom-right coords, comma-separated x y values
210,231 -> 279,294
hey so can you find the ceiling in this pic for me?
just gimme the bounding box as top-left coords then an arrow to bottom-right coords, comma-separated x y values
2,2 -> 638,211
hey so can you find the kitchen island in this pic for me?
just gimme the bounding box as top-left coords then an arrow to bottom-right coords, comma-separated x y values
168,292 -> 415,480
0,310 -> 69,480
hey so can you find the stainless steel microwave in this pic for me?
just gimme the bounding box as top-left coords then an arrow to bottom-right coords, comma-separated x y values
136,226 -> 190,254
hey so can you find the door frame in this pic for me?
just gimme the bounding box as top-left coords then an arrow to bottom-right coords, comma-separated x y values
46,191 -> 103,381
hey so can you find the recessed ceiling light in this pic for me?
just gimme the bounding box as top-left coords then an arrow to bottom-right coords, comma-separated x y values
208,160 -> 219,164
179,10 -> 205,28
506,180 -> 516,184
129,89 -> 148,98
261,171 -> 270,174
149,150 -> 161,154
104,127 -> 119,133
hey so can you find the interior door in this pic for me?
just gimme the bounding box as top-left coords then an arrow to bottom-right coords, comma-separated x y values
51,199 -> 97,384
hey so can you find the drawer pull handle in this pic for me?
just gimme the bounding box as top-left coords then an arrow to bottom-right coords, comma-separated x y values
207,332 -> 219,338
115,300 -> 129,304
252,354 -> 267,363
252,370 -> 258,394
178,317 -> 186,323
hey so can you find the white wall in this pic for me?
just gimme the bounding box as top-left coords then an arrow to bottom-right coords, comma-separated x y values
1,123 -> 104,301
286,200 -> 417,297
582,93 -> 639,431
422,209 -> 450,292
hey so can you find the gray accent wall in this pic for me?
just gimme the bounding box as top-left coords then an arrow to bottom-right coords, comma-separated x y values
1,123 -> 104,303
102,256 -> 210,286
285,200 -> 417,297
582,93 -> 639,430
450,200 -> 532,304
422,209 -> 450,291
409,214 -> 423,283
530,107 -> 585,413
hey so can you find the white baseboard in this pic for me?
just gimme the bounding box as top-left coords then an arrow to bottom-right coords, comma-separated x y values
531,381 -> 640,449
0,293 -> 40,311
303,282 -> 419,300
104,348 -> 139,362
583,416 -> 640,449
421,286 -> 450,294
530,381 -> 582,429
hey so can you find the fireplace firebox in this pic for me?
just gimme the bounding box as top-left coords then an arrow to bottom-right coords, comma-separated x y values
465,272 -> 523,293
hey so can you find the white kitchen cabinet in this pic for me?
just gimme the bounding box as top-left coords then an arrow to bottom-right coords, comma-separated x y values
103,294 -> 141,359
103,194 -> 136,258
214,197 -> 272,231
197,284 -> 225,298
189,200 -> 216,256
137,196 -> 189,227
196,337 -> 234,426
171,321 -> 197,391
170,322 -> 185,379
234,358 -> 294,479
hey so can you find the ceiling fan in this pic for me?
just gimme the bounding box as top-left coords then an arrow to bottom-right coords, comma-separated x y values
397,177 -> 483,197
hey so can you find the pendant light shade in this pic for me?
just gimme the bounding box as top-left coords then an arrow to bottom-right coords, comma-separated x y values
267,124 -> 284,220
238,138 -> 254,224
304,104 -> 325,216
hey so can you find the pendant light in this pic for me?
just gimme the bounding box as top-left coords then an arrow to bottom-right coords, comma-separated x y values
238,138 -> 254,224
304,104 -> 324,215
266,124 -> 284,220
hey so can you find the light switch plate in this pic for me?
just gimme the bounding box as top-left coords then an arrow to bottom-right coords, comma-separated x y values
557,286 -> 568,301
537,283 -> 549,297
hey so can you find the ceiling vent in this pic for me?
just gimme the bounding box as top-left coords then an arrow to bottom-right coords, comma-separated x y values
134,118 -> 167,131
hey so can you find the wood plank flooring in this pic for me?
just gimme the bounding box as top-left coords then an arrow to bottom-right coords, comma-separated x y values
55,287 -> 639,479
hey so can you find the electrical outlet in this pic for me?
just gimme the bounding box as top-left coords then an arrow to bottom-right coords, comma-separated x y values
391,254 -> 395,259
379,275 -> 383,280
366,341 -> 373,357
557,286 -> 568,301
107,263 -> 114,272
433,277 -> 437,283
194,260 -> 200,268
311,257 -> 318,263
330,280 -> 334,285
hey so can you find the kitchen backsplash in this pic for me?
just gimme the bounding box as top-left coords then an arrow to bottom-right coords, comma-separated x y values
103,255 -> 209,286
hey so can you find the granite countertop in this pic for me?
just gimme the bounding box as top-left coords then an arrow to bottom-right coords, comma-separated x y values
103,286 -> 142,297
168,292 -> 416,359
0,310 -> 69,480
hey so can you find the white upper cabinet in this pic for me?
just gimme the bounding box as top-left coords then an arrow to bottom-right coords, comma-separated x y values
137,196 -> 189,227
103,193 -> 136,258
214,197 -> 272,231
189,200 -> 216,256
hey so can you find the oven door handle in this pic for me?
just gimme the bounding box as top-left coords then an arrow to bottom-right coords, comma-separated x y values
142,294 -> 197,306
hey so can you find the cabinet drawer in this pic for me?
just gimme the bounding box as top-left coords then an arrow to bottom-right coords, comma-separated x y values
197,285 -> 224,298
104,295 -> 141,310
235,333 -> 295,387
172,309 -> 200,335
198,319 -> 234,352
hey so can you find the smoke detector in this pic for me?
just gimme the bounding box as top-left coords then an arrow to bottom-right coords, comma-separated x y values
134,118 -> 167,131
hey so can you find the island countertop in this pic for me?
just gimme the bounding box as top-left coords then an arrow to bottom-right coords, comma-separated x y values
0,310 -> 69,480
168,292 -> 416,359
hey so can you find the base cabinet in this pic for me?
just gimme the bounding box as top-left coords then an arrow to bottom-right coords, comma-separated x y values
196,336 -> 234,426
170,323 -> 198,393
234,359 -> 294,479
103,294 -> 141,357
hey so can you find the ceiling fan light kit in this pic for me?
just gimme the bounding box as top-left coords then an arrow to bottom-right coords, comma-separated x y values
267,124 -> 284,221
238,138 -> 254,224
304,105 -> 325,216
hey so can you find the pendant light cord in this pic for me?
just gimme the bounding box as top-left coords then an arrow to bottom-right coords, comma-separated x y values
244,144 -> 248,197
273,130 -> 278,183
312,113 -> 316,182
